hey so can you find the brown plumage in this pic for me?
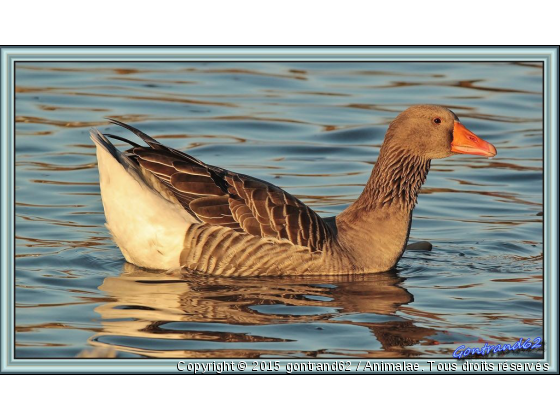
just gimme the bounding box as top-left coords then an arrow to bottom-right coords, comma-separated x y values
92,105 -> 496,276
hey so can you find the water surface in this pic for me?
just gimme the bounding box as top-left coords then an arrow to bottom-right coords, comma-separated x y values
15,62 -> 543,358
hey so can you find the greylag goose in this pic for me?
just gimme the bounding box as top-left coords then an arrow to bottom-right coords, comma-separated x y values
92,105 -> 496,277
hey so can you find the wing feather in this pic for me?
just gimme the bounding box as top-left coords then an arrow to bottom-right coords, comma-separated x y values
105,119 -> 333,251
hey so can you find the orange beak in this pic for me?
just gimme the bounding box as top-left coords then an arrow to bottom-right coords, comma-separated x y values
451,122 -> 497,157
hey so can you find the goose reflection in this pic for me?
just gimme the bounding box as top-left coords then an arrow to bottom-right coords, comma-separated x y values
88,264 -> 436,358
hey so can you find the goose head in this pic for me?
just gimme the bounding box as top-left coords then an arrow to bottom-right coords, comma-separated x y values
383,105 -> 497,160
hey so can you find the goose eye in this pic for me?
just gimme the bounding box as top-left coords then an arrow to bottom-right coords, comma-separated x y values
433,118 -> 442,124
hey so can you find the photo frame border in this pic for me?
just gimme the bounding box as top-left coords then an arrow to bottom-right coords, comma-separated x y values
1,46 -> 557,374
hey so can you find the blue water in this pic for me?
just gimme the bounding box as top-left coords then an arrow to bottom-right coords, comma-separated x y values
15,62 -> 543,358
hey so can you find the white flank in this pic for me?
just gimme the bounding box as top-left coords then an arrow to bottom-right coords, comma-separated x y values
94,137 -> 192,270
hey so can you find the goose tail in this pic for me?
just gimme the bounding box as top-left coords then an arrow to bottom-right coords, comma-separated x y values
90,128 -> 120,161
90,128 -> 145,178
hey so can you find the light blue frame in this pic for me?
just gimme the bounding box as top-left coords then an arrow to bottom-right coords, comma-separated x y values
1,46 -> 557,374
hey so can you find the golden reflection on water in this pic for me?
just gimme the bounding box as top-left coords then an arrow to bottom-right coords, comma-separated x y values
87,265 -> 436,358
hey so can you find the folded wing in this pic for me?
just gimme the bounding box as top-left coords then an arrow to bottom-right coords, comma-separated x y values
107,119 -> 333,252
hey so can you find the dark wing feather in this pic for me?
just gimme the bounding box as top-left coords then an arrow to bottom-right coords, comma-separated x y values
106,119 -> 333,251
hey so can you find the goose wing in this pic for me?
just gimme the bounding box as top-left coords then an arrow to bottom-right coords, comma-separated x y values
107,119 -> 333,252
